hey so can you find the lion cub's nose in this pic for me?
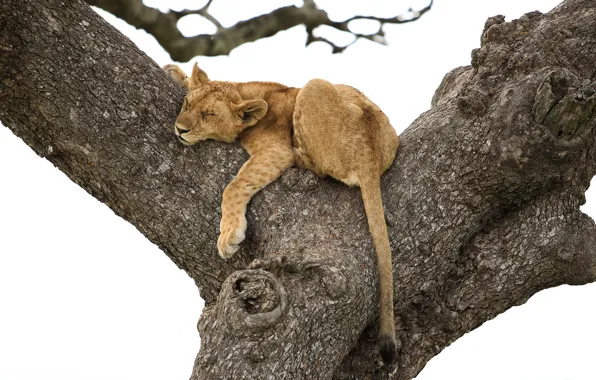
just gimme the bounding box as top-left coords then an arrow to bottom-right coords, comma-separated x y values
175,124 -> 189,135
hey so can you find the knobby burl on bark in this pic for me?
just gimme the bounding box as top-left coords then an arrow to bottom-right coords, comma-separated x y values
0,0 -> 595,379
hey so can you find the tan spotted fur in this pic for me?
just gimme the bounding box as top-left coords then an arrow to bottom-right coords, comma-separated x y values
163,63 -> 399,364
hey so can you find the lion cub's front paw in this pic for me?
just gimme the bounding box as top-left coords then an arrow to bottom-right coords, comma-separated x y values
217,213 -> 247,259
162,64 -> 190,89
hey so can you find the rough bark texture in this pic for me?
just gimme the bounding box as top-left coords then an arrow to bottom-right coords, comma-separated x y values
1,1 -> 595,379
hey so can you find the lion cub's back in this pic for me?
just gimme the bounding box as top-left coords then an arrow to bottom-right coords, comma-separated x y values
293,79 -> 399,181
334,84 -> 399,173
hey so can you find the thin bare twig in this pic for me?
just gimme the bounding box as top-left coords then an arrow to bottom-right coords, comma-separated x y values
308,0 -> 432,52
171,0 -> 222,31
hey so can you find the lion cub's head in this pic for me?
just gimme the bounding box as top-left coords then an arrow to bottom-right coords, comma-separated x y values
174,63 -> 268,145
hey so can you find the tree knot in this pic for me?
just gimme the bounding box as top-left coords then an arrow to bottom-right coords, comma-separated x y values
219,269 -> 287,332
480,15 -> 506,46
533,69 -> 595,140
456,86 -> 489,117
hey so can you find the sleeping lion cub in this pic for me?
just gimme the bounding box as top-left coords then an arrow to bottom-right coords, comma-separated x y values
164,63 -> 399,364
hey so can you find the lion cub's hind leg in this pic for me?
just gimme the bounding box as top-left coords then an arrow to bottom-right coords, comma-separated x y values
294,79 -> 397,364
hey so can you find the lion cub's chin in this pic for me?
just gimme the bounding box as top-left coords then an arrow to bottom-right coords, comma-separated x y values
177,136 -> 199,146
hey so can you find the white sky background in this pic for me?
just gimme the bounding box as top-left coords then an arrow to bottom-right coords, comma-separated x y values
1,0 -> 595,379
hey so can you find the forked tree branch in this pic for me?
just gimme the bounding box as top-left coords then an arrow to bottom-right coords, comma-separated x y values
1,0 -> 595,379
84,0 -> 433,60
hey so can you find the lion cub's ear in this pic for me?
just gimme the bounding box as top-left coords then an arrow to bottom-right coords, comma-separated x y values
237,99 -> 268,127
189,62 -> 210,88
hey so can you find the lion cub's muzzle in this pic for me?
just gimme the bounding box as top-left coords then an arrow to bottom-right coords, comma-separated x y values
174,124 -> 193,145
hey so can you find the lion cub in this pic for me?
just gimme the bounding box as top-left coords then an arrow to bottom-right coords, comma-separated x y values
164,63 -> 399,364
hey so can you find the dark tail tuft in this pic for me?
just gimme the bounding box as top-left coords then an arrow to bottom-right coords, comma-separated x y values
379,333 -> 397,365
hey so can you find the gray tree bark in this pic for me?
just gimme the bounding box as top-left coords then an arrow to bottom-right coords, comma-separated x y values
1,1 -> 595,379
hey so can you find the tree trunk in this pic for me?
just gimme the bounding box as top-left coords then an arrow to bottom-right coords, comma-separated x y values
1,1 -> 595,379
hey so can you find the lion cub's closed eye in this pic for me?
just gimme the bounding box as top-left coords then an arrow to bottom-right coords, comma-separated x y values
164,62 -> 400,365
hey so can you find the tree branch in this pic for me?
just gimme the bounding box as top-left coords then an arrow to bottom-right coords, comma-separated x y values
83,0 -> 433,60
1,0 -> 595,379
171,0 -> 222,31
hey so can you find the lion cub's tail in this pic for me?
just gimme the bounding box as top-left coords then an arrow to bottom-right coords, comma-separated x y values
360,169 -> 396,365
